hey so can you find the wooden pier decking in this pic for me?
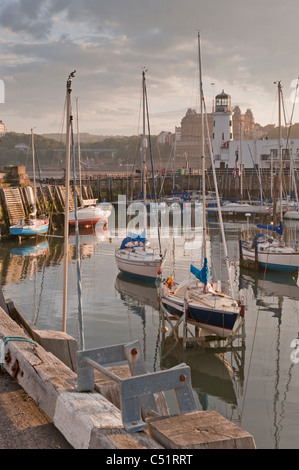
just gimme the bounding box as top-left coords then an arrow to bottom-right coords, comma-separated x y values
1,187 -> 25,225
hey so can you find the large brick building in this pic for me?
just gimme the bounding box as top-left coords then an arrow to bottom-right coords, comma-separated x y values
174,95 -> 255,170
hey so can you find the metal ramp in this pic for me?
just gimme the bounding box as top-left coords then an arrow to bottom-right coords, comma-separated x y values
77,340 -> 197,433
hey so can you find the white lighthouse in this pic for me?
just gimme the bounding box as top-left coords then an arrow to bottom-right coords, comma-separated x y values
212,90 -> 233,166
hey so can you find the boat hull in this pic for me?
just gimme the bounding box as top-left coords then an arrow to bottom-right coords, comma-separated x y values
161,295 -> 239,338
115,252 -> 164,281
208,202 -> 271,216
284,210 -> 299,220
69,207 -> 111,226
9,220 -> 49,237
240,240 -> 299,272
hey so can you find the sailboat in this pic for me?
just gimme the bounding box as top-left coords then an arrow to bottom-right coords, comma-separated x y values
240,81 -> 299,272
9,129 -> 49,238
160,32 -> 244,339
115,70 -> 165,281
69,199 -> 111,227
68,98 -> 111,227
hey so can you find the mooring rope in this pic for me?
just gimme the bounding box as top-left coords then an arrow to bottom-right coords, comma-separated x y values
0,336 -> 37,347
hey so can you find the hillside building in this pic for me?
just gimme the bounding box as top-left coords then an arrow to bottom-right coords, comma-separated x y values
174,89 -> 299,172
0,120 -> 7,136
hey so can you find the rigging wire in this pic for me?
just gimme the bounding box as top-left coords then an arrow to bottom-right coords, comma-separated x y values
144,72 -> 162,258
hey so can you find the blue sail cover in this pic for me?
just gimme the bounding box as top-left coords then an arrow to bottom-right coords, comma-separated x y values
256,220 -> 283,235
190,258 -> 209,285
120,233 -> 147,249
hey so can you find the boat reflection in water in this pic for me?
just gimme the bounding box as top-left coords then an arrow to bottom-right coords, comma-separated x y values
240,266 -> 299,449
68,222 -> 112,259
10,240 -> 49,258
160,338 -> 240,409
240,267 -> 299,302
115,272 -> 159,311
115,270 -> 244,412
68,220 -> 111,244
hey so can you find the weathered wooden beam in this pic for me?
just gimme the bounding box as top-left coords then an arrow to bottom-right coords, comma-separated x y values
6,299 -> 78,372
0,306 -> 163,449
0,304 -> 256,450
147,412 -> 256,449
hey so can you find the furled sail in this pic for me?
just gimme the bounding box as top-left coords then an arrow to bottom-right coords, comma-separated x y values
256,220 -> 283,235
190,258 -> 209,285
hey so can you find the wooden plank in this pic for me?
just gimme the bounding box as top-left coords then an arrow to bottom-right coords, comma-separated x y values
148,411 -> 256,449
1,187 -> 25,224
6,300 -> 78,372
45,185 -> 57,211
55,185 -> 74,211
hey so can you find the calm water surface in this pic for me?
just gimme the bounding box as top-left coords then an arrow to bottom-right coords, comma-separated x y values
1,215 -> 299,449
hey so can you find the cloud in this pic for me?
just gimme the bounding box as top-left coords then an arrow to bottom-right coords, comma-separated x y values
0,0 -> 298,135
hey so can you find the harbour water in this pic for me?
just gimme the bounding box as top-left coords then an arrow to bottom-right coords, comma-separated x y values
1,212 -> 299,449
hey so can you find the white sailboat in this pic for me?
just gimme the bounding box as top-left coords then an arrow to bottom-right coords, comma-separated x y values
240,81 -> 299,272
9,129 -> 49,238
215,200 -> 271,216
115,70 -> 165,281
69,199 -> 111,227
115,231 -> 165,281
160,32 -> 244,339
68,98 -> 111,227
283,205 -> 299,220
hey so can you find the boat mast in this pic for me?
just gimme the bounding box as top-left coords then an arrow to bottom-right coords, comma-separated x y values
198,31 -> 206,260
62,70 -> 76,332
31,128 -> 36,217
278,80 -> 283,224
240,122 -> 243,200
199,32 -> 235,298
142,69 -> 147,232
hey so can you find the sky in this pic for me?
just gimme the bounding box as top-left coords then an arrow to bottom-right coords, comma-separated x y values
0,0 -> 299,137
